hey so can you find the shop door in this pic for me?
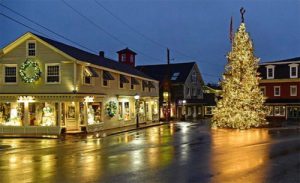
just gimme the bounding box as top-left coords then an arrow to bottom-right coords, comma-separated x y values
287,107 -> 300,119
66,103 -> 78,131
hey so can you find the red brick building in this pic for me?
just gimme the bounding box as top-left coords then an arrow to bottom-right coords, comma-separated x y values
258,57 -> 300,122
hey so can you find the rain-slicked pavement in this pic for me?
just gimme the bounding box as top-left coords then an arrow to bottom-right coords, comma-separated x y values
0,122 -> 300,183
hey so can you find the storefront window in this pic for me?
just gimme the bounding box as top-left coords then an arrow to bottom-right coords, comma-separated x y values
274,106 -> 285,116
266,106 -> 274,116
0,102 -> 24,126
79,102 -> 84,125
61,103 -> 65,126
139,101 -> 145,116
124,102 -> 130,120
40,102 -> 57,126
152,101 -> 158,115
87,102 -> 102,125
119,102 -> 123,119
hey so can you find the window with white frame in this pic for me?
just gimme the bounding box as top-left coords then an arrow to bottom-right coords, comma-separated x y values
27,41 -> 36,57
83,69 -> 92,85
46,64 -> 60,83
274,86 -> 280,96
266,65 -> 275,79
121,54 -> 126,62
191,71 -> 197,83
289,64 -> 298,78
290,85 -> 297,96
274,106 -> 285,116
266,106 -> 274,116
4,65 -> 17,83
260,86 -> 266,96
130,55 -> 134,63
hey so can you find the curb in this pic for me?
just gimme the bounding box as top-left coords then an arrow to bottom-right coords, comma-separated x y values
102,122 -> 169,137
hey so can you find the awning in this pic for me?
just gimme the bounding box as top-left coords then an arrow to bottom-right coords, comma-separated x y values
85,66 -> 99,77
120,75 -> 129,83
131,77 -> 140,85
148,81 -> 155,88
103,71 -> 115,80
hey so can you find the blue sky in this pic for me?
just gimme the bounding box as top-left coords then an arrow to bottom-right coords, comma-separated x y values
1,0 -> 299,83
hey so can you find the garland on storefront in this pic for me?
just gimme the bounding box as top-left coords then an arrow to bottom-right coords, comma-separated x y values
105,101 -> 117,117
19,58 -> 42,83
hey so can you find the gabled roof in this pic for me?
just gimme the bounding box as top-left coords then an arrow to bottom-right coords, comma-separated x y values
31,33 -> 153,80
117,47 -> 137,55
136,62 -> 196,84
1,32 -> 154,81
260,57 -> 300,65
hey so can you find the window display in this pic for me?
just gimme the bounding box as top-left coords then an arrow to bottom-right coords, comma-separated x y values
87,103 -> 102,125
124,102 -> 130,120
41,102 -> 56,126
118,102 -> 123,119
0,102 -> 24,126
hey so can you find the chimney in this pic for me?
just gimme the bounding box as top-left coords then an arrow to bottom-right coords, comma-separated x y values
116,48 -> 137,67
99,51 -> 105,57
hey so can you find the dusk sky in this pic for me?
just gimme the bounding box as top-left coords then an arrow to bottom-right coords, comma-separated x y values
1,0 -> 299,83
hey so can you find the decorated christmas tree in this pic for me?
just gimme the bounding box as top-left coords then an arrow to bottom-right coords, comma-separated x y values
212,8 -> 266,129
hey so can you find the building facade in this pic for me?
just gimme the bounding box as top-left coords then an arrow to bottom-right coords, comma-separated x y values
0,32 -> 159,135
137,62 -> 211,120
258,57 -> 300,122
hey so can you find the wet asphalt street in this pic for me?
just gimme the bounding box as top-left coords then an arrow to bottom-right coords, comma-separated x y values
0,122 -> 300,183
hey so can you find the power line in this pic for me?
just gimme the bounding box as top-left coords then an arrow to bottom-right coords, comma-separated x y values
0,3 -> 221,79
93,0 -> 197,60
0,13 -> 48,37
0,3 -> 95,53
61,0 -> 163,63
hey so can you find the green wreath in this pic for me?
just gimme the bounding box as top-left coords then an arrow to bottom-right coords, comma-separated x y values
19,58 -> 41,83
105,101 -> 117,117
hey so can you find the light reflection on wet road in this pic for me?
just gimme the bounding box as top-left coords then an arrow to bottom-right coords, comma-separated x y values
0,122 -> 299,183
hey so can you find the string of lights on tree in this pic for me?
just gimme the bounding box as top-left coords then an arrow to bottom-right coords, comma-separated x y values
212,8 -> 267,129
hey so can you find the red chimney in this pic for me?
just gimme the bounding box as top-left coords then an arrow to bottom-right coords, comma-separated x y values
117,47 -> 137,67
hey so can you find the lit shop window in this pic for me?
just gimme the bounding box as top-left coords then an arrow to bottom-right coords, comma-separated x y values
28,102 -> 57,126
266,106 -> 274,116
124,102 -> 130,120
118,102 -> 123,119
274,106 -> 285,116
0,102 -> 24,126
87,103 -> 102,125
152,101 -> 159,115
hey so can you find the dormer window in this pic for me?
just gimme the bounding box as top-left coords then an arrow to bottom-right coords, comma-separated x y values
266,65 -> 275,79
130,55 -> 134,63
121,54 -> 126,62
27,40 -> 36,57
289,64 -> 299,78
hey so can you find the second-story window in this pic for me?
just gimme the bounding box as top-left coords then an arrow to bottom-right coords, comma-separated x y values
186,87 -> 190,96
191,71 -> 197,83
289,64 -> 298,78
290,85 -> 297,96
130,55 -> 134,63
260,86 -> 266,96
46,64 -> 60,83
4,65 -> 17,83
121,54 -> 126,62
274,86 -> 280,96
27,41 -> 36,57
266,65 -> 275,79
103,79 -> 108,86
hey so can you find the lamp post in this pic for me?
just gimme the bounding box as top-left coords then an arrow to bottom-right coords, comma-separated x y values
134,94 -> 140,128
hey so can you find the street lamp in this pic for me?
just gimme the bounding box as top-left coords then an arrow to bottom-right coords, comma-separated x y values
134,93 -> 140,128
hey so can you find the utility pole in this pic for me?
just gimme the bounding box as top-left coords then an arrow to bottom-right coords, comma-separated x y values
166,48 -> 171,123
